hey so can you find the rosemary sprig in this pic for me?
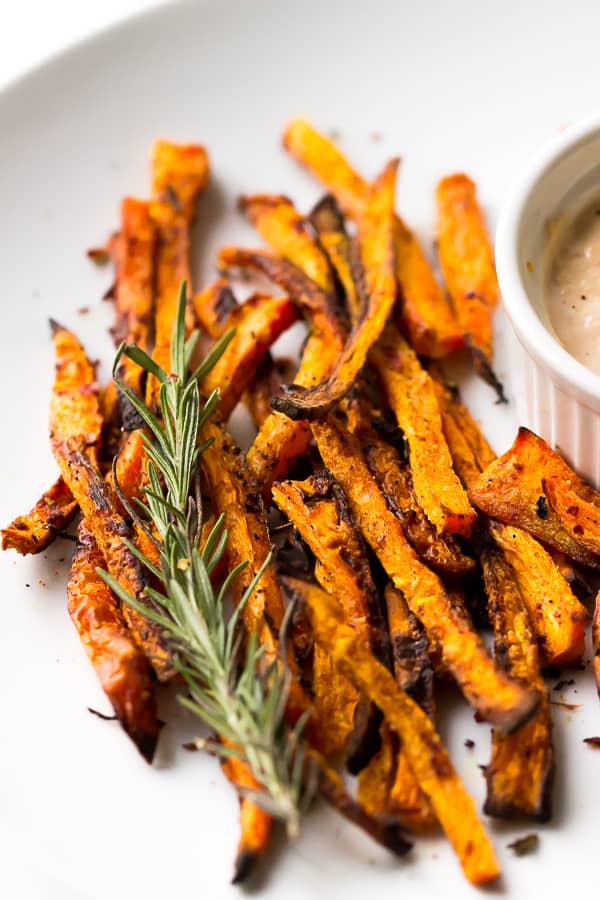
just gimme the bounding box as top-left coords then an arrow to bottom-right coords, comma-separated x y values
98,282 -> 313,836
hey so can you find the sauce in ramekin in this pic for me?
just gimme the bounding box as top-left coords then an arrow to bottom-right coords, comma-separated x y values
547,201 -> 600,375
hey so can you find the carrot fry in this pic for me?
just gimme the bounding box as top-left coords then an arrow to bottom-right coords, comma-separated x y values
193,278 -> 238,338
361,586 -> 436,832
544,474 -> 600,557
217,246 -> 343,336
357,416 -> 476,577
430,372 -> 496,490
481,547 -> 554,821
469,427 -> 600,568
146,140 -> 209,407
310,194 -> 360,322
2,476 -> 78,554
243,355 -> 296,429
199,293 -> 298,419
112,198 -> 156,406
489,521 -> 587,666
220,738 -> 273,885
239,193 -> 335,294
282,117 -> 462,357
436,174 -> 504,398
271,159 -> 398,420
304,587 -> 500,885
371,324 -> 476,536
67,524 -> 160,762
312,415 -> 540,733
271,472 -> 388,663
49,322 -> 172,679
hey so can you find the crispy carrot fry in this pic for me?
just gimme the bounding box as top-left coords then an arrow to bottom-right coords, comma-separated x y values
146,140 -> 209,406
271,159 -> 398,420
371,324 -> 476,536
217,246 -> 343,336
112,198 -> 156,404
357,725 -> 396,818
489,521 -> 587,666
282,117 -> 462,357
219,737 -> 273,884
481,547 -> 554,820
2,476 -> 78,554
544,474 -> 600,557
469,427 -> 600,568
193,278 -> 238,338
360,586 -> 436,832
430,372 -> 496,489
272,472 -> 388,663
250,337 -> 345,489
316,753 -> 411,856
310,195 -> 360,321
49,322 -> 172,679
199,293 -> 298,419
239,193 -> 335,294
67,523 -> 160,762
357,417 -> 476,577
312,415 -> 540,733
243,355 -> 296,429
304,587 -> 500,885
436,174 -> 504,397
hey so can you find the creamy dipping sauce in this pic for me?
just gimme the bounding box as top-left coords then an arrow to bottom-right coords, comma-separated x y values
547,201 -> 600,375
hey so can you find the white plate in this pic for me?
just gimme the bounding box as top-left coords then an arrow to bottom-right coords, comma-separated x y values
1,1 -> 600,898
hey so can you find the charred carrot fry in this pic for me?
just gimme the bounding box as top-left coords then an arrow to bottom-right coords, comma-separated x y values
271,472 -> 389,664
67,523 -> 160,762
312,415 -> 540,733
49,322 -> 172,679
146,140 -> 209,407
2,476 -> 78,554
489,521 -> 587,667
271,159 -> 398,420
239,193 -> 335,294
282,117 -> 462,357
371,324 -> 476,536
304,586 -> 500,885
199,293 -> 298,419
193,278 -> 241,338
310,194 -> 360,322
112,198 -> 156,405
469,428 -> 600,568
217,248 -> 345,493
481,547 -> 554,821
219,737 -> 273,884
217,246 -> 343,337
359,586 -> 436,832
430,372 -> 496,490
436,174 -> 504,398
354,412 -> 476,577
243,355 -> 296,429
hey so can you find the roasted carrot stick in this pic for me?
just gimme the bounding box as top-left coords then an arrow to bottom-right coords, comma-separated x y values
239,193 -> 336,294
271,159 -> 398,420
49,322 -> 172,680
371,324 -> 476,536
146,140 -> 209,407
304,586 -> 500,886
282,117 -> 462,357
310,194 -> 360,322
67,523 -> 160,763
481,547 -> 554,820
436,174 -> 504,398
2,476 -> 78,554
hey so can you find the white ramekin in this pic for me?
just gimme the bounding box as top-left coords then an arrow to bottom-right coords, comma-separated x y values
496,115 -> 600,487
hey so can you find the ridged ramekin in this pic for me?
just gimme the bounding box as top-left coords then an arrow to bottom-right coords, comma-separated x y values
496,115 -> 600,487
